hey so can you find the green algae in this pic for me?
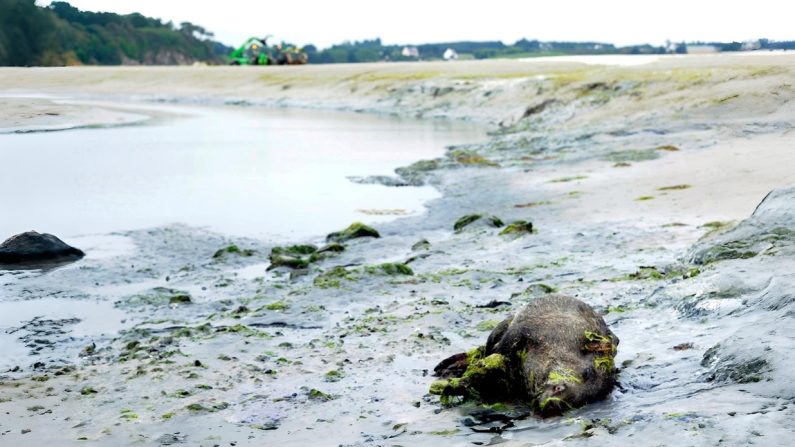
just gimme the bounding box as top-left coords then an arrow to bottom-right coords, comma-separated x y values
366,263 -> 414,276
185,402 -> 229,413
539,396 -> 572,412
454,214 -> 482,232
268,254 -> 310,270
80,386 -> 98,395
125,287 -> 193,307
429,353 -> 510,404
499,220 -> 534,236
264,300 -> 289,311
212,244 -> 256,259
169,293 -> 192,305
324,370 -> 343,382
450,149 -> 499,167
119,409 -> 138,420
326,222 -> 380,243
658,184 -> 692,191
268,243 -> 343,270
411,239 -> 431,251
619,265 -> 701,281
428,429 -> 461,436
602,149 -> 660,163
476,320 -> 500,331
308,388 -> 335,402
548,175 -> 587,183
317,243 -> 345,254
594,356 -> 615,372
514,200 -> 552,208
635,196 -> 655,201
314,265 -> 357,288
584,331 -> 613,345
453,214 -> 504,232
271,244 -> 318,256
548,368 -> 582,385
185,403 -> 206,412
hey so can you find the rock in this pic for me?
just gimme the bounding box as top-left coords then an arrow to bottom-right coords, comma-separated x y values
155,433 -> 187,445
701,342 -> 771,384
267,254 -> 309,270
688,186 -> 795,264
0,231 -> 84,266
411,239 -> 431,251
212,244 -> 255,259
522,99 -> 557,118
326,222 -> 380,243
365,263 -> 413,276
267,244 -> 317,270
430,295 -> 619,416
394,159 -> 439,184
453,214 -> 504,233
317,243 -> 345,254
121,287 -> 192,307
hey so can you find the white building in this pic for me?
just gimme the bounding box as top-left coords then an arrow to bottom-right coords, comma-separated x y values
443,48 -> 458,61
686,45 -> 720,54
401,46 -> 420,58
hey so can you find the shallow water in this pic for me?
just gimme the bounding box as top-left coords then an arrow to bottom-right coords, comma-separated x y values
0,103 -> 482,241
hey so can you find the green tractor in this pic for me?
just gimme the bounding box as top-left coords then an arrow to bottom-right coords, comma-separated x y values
228,36 -> 308,65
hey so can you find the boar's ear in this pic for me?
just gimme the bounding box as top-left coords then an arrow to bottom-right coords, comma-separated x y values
434,352 -> 470,378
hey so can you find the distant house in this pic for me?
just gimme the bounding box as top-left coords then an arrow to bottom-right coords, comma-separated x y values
686,45 -> 720,54
742,40 -> 762,51
443,48 -> 458,61
401,46 -> 420,58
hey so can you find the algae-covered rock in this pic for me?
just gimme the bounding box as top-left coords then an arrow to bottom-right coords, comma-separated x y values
394,159 -> 440,185
411,239 -> 431,251
271,244 -> 318,256
366,263 -> 414,276
431,295 -> 619,416
453,214 -> 504,233
268,244 -> 337,270
122,287 -> 192,307
317,243 -> 345,254
314,265 -> 357,288
326,222 -> 380,243
499,220 -> 534,236
267,254 -> 310,270
212,244 -> 256,259
0,231 -> 84,266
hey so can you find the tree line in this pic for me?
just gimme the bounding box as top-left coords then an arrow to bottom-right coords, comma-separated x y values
0,0 -> 228,66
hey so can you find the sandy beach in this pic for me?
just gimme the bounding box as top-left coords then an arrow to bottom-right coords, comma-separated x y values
1,54 -> 795,446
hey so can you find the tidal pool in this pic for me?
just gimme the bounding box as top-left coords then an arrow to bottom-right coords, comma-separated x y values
0,102 -> 483,241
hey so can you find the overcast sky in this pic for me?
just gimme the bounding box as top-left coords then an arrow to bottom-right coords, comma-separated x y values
49,1 -> 795,49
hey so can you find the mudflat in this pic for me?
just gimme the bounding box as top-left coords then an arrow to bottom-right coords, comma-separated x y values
1,53 -> 794,446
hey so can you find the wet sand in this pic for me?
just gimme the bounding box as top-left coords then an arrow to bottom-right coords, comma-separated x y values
1,54 -> 795,446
